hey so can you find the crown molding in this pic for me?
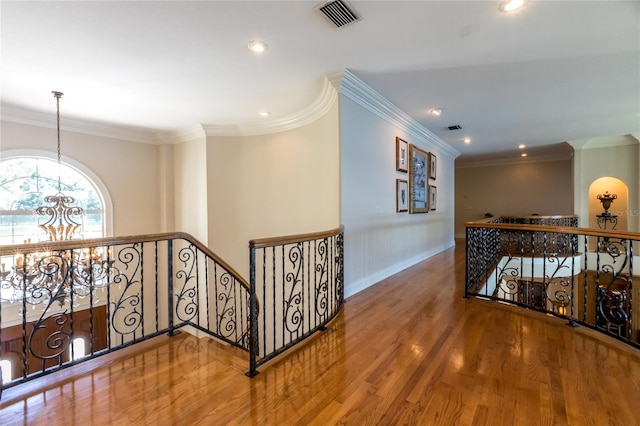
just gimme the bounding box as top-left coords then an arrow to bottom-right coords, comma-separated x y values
455,152 -> 573,169
568,134 -> 639,150
168,124 -> 207,143
5,71 -> 451,147
168,76 -> 338,143
2,77 -> 338,145
0,105 -> 162,145
329,69 -> 460,159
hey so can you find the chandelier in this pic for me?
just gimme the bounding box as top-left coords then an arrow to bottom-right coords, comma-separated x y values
36,91 -> 84,242
0,92 -> 113,307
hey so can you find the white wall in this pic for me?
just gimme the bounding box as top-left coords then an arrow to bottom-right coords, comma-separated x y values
339,95 -> 456,297
455,159 -> 574,237
0,121 -> 162,236
158,144 -> 175,233
172,138 -> 209,242
203,101 -> 341,279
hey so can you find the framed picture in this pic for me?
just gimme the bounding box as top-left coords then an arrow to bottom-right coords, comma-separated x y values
396,179 -> 408,212
409,144 -> 429,214
396,137 -> 409,173
429,185 -> 437,211
429,153 -> 437,180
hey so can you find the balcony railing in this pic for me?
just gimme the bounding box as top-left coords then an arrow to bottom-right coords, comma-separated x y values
465,215 -> 639,349
0,233 -> 251,395
0,227 -> 345,395
248,225 -> 344,377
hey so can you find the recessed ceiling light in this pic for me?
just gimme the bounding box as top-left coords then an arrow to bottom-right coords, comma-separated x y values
247,40 -> 268,53
259,111 -> 270,117
499,0 -> 527,12
463,137 -> 471,144
430,108 -> 443,116
521,153 -> 528,157
518,144 -> 526,149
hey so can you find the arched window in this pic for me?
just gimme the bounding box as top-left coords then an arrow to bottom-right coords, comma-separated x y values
0,156 -> 106,244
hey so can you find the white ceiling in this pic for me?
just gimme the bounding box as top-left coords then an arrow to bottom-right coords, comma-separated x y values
1,1 -> 638,163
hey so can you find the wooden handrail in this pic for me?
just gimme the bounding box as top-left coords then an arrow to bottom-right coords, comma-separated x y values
0,232 -> 249,290
480,214 -> 578,220
465,219 -> 640,240
249,225 -> 344,249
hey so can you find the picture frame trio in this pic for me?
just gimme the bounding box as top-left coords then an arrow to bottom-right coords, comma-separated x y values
395,137 -> 437,214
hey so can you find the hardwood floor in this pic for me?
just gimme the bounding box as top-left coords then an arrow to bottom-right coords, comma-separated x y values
2,241 -> 639,425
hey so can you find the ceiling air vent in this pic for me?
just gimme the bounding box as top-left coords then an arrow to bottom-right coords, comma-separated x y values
318,0 -> 360,28
447,125 -> 462,131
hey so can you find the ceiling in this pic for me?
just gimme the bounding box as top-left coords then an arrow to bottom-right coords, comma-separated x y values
1,1 -> 638,164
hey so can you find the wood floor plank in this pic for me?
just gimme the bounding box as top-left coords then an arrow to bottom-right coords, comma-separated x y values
2,241 -> 640,425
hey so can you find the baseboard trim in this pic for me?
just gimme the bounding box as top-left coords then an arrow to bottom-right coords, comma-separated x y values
344,240 -> 455,299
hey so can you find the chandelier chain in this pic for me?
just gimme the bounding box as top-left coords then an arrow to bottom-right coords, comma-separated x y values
52,91 -> 64,192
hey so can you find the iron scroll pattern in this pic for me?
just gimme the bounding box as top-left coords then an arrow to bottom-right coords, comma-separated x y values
171,242 -> 250,349
282,236 -> 343,343
174,244 -> 199,324
494,232 -> 577,314
0,249 -> 115,374
248,230 -> 345,375
215,266 -> 248,347
284,242 -> 304,338
110,244 -> 144,343
314,239 -> 329,320
316,235 -> 344,320
594,238 -> 632,339
18,253 -> 74,372
0,234 -> 255,391
465,218 -> 638,349
334,232 -> 344,310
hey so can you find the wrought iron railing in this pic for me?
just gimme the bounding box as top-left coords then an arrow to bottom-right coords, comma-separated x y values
247,226 -> 344,377
0,233 -> 251,394
465,216 -> 639,349
0,226 -> 345,395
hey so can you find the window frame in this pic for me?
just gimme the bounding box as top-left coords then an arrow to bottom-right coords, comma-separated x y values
0,149 -> 114,241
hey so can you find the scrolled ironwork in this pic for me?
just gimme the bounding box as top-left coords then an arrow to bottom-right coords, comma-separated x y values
545,277 -> 572,309
315,238 -> 330,317
28,312 -> 72,365
465,216 -> 638,349
215,271 -> 241,340
110,244 -> 143,338
597,286 -> 628,328
1,232 -> 253,393
284,242 -> 304,335
174,244 -> 199,323
466,226 -> 500,295
595,238 -> 631,337
334,232 -> 344,305
248,226 -> 345,376
497,255 -> 521,297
